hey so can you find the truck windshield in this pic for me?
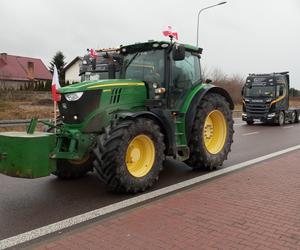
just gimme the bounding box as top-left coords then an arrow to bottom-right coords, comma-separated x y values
121,50 -> 164,85
244,86 -> 275,97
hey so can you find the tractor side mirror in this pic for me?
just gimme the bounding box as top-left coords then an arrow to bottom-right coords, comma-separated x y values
172,44 -> 185,61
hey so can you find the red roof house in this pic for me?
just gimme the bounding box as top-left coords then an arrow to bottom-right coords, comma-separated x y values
0,53 -> 52,90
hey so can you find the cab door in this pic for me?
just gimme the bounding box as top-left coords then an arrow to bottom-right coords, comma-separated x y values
168,51 -> 202,108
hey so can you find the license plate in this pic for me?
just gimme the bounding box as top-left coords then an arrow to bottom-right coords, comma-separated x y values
253,119 -> 260,122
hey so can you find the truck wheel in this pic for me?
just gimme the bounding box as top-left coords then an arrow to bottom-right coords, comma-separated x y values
93,118 -> 165,193
290,111 -> 296,124
53,155 -> 93,179
278,111 -> 285,126
186,93 -> 234,170
246,120 -> 254,125
295,112 -> 300,123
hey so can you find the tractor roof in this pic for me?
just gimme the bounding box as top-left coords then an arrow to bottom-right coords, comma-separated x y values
120,40 -> 203,54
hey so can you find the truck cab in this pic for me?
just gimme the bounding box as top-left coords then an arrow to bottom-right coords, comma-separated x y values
242,72 -> 299,125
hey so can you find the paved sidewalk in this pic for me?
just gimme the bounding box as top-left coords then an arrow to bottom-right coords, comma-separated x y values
34,151 -> 300,250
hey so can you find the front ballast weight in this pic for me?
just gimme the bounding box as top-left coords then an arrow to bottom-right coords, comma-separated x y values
0,118 -> 55,178
0,118 -> 94,179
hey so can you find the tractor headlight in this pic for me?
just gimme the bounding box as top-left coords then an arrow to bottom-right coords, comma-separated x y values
65,92 -> 84,101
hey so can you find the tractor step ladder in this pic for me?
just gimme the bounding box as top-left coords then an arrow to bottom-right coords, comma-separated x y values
174,112 -> 189,161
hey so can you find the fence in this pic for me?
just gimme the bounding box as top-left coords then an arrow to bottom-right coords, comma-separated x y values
0,119 -> 51,128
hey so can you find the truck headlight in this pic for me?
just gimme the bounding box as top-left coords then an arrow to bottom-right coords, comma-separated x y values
65,92 -> 84,101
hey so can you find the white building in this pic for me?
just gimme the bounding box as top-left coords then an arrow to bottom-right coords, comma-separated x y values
64,57 -> 82,84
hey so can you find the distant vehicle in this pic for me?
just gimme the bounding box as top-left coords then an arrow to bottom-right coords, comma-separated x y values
79,48 -> 122,82
242,72 -> 300,125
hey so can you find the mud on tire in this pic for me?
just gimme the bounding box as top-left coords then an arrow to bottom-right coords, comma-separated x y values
92,118 -> 165,193
186,93 -> 234,170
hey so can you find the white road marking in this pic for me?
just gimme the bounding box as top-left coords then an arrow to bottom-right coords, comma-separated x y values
234,122 -> 245,126
242,132 -> 260,136
1,144 -> 300,249
283,126 -> 294,129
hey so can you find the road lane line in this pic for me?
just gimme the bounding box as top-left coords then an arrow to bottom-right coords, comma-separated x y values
234,123 -> 245,126
1,144 -> 300,249
283,126 -> 294,129
242,132 -> 259,136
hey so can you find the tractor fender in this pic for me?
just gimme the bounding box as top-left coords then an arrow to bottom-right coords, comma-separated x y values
185,86 -> 234,142
116,111 -> 176,156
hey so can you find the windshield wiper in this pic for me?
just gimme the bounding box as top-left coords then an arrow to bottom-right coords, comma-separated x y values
124,52 -> 140,71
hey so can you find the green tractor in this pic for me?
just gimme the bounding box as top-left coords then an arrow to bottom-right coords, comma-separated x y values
0,40 -> 234,193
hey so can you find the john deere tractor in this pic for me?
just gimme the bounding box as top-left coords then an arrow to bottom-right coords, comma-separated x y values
0,40 -> 234,193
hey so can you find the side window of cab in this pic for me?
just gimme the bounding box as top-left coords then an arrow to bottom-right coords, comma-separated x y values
171,52 -> 201,89
169,52 -> 201,108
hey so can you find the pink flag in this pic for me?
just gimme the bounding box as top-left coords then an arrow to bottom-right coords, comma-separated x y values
89,48 -> 97,58
51,65 -> 61,102
162,25 -> 179,40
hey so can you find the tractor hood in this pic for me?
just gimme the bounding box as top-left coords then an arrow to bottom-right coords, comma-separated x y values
59,79 -> 144,94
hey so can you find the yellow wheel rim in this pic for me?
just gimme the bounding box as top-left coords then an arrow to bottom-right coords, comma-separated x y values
126,134 -> 155,178
203,110 -> 227,154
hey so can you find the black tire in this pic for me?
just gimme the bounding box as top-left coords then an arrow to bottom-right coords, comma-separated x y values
246,120 -> 254,125
278,111 -> 285,126
186,93 -> 234,170
53,156 -> 93,179
92,118 -> 165,193
295,112 -> 300,123
290,111 -> 296,124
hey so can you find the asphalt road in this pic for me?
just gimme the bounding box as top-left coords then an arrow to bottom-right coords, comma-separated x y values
1,118 -> 300,240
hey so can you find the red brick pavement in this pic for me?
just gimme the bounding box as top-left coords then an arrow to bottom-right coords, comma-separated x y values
35,151 -> 300,250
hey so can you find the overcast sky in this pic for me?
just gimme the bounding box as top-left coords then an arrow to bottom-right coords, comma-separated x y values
1,0 -> 300,88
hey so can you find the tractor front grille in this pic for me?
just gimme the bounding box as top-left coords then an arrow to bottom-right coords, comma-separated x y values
58,90 -> 101,124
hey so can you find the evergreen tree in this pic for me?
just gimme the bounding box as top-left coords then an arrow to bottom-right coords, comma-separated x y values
49,51 -> 67,84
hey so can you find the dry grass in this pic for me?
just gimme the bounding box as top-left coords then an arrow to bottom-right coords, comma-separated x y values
0,100 -> 53,120
0,97 -> 53,132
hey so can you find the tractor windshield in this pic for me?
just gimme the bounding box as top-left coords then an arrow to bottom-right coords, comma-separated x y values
121,50 -> 165,85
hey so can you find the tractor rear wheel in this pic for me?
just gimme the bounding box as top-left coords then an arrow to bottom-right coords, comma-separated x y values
93,118 -> 165,193
53,155 -> 93,179
186,93 -> 234,170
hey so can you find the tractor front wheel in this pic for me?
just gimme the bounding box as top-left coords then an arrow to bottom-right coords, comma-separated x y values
186,93 -> 234,170
53,155 -> 93,179
93,118 -> 165,193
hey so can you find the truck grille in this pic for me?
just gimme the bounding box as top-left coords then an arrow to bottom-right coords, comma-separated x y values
246,103 -> 269,115
58,90 -> 101,124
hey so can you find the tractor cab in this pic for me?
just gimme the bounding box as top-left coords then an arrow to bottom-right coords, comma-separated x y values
119,41 -> 203,108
